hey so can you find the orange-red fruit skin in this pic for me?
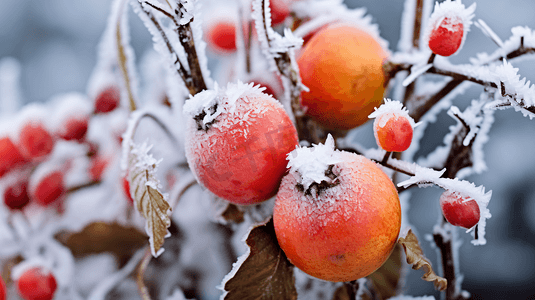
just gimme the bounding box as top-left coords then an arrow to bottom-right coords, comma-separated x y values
207,21 -> 237,53
16,268 -> 57,300
273,153 -> 401,282
33,171 -> 65,206
94,86 -> 120,113
428,18 -> 463,57
374,115 -> 413,152
122,176 -> 134,204
298,24 -> 387,130
186,96 -> 298,205
0,137 -> 27,178
0,269 -> 5,300
440,191 -> 480,229
18,123 -> 55,160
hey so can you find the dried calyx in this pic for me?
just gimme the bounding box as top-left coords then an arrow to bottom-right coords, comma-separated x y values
296,164 -> 339,197
193,103 -> 218,131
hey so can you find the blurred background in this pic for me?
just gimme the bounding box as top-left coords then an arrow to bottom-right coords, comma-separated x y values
0,0 -> 534,299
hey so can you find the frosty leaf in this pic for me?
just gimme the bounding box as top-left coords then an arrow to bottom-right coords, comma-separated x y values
127,142 -> 171,257
220,218 -> 297,300
398,229 -> 447,291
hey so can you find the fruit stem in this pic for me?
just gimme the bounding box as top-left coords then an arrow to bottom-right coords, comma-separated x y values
116,0 -> 137,112
67,181 -> 100,194
381,151 -> 392,165
136,246 -> 153,300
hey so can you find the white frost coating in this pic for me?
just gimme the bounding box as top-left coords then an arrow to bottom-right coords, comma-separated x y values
397,164 -> 491,245
11,257 -> 54,281
0,57 -> 23,116
183,80 -> 268,124
398,0 -> 416,52
369,98 -> 417,128
291,0 -> 389,52
286,134 -> 343,192
402,63 -> 433,87
252,0 -> 278,72
492,60 -> 535,119
423,0 -> 476,55
117,0 -> 140,108
268,28 -> 303,57
49,92 -> 92,134
189,0 -> 214,89
474,19 -> 504,48
8,103 -> 52,144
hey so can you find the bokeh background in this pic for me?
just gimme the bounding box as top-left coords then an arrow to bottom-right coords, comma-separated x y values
1,0 -> 534,299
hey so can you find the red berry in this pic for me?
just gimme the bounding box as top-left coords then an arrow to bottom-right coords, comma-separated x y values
57,117 -> 89,142
373,114 -> 413,152
18,122 -> 55,160
94,86 -> 120,113
428,17 -> 464,57
0,274 -> 6,300
16,267 -> 57,300
32,170 -> 66,206
440,190 -> 480,229
184,82 -> 298,205
0,137 -> 27,178
206,20 -> 237,53
122,176 -> 134,204
88,155 -> 109,182
4,179 -> 30,210
269,0 -> 290,26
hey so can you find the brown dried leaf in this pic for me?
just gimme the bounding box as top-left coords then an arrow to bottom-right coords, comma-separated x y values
398,229 -> 447,291
221,203 -> 245,224
128,143 -> 171,257
367,244 -> 403,300
221,218 -> 297,300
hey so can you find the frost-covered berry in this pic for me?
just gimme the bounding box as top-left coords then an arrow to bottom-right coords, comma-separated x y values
206,20 -> 237,53
58,117 -> 89,142
94,86 -> 120,113
52,93 -> 92,142
440,190 -> 480,229
425,0 -> 476,57
4,178 -> 30,210
274,135 -> 401,282
30,169 -> 66,206
0,136 -> 27,178
369,99 -> 416,152
18,122 -> 55,160
183,81 -> 298,205
88,155 -> 109,181
14,266 -> 57,300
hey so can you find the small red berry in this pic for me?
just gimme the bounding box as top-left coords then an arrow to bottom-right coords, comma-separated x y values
369,99 -> 415,152
4,179 -> 30,210
122,176 -> 134,204
206,20 -> 237,53
57,117 -> 89,142
0,137 -> 27,178
440,190 -> 480,229
269,0 -> 290,26
0,274 -> 6,300
428,17 -> 464,57
88,155 -> 109,182
16,267 -> 57,300
18,122 -> 55,160
31,170 -> 66,206
94,86 -> 120,113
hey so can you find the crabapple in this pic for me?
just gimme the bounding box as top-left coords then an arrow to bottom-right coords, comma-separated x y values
273,135 -> 401,282
206,20 -> 237,53
0,137 -> 27,178
184,82 -> 298,205
440,190 -> 480,229
297,23 -> 388,130
94,86 -> 120,113
57,116 -> 89,142
18,122 -> 55,160
88,155 -> 109,182
3,178 -> 30,210
428,17 -> 463,56
31,170 -> 66,206
15,267 -> 57,300
122,175 -> 134,204
0,270 -> 5,300
369,99 -> 415,152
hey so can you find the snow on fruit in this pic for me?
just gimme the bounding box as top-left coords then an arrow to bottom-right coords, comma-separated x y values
273,135 -> 401,282
425,0 -> 476,57
369,99 -> 416,152
3,177 -> 30,210
30,169 -> 66,206
297,23 -> 388,130
184,81 -> 298,205
440,190 -> 481,229
94,86 -> 120,114
0,136 -> 27,178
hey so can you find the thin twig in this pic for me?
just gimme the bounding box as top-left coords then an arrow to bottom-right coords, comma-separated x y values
67,181 -> 100,194
117,0 -> 137,112
137,247 -> 153,300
